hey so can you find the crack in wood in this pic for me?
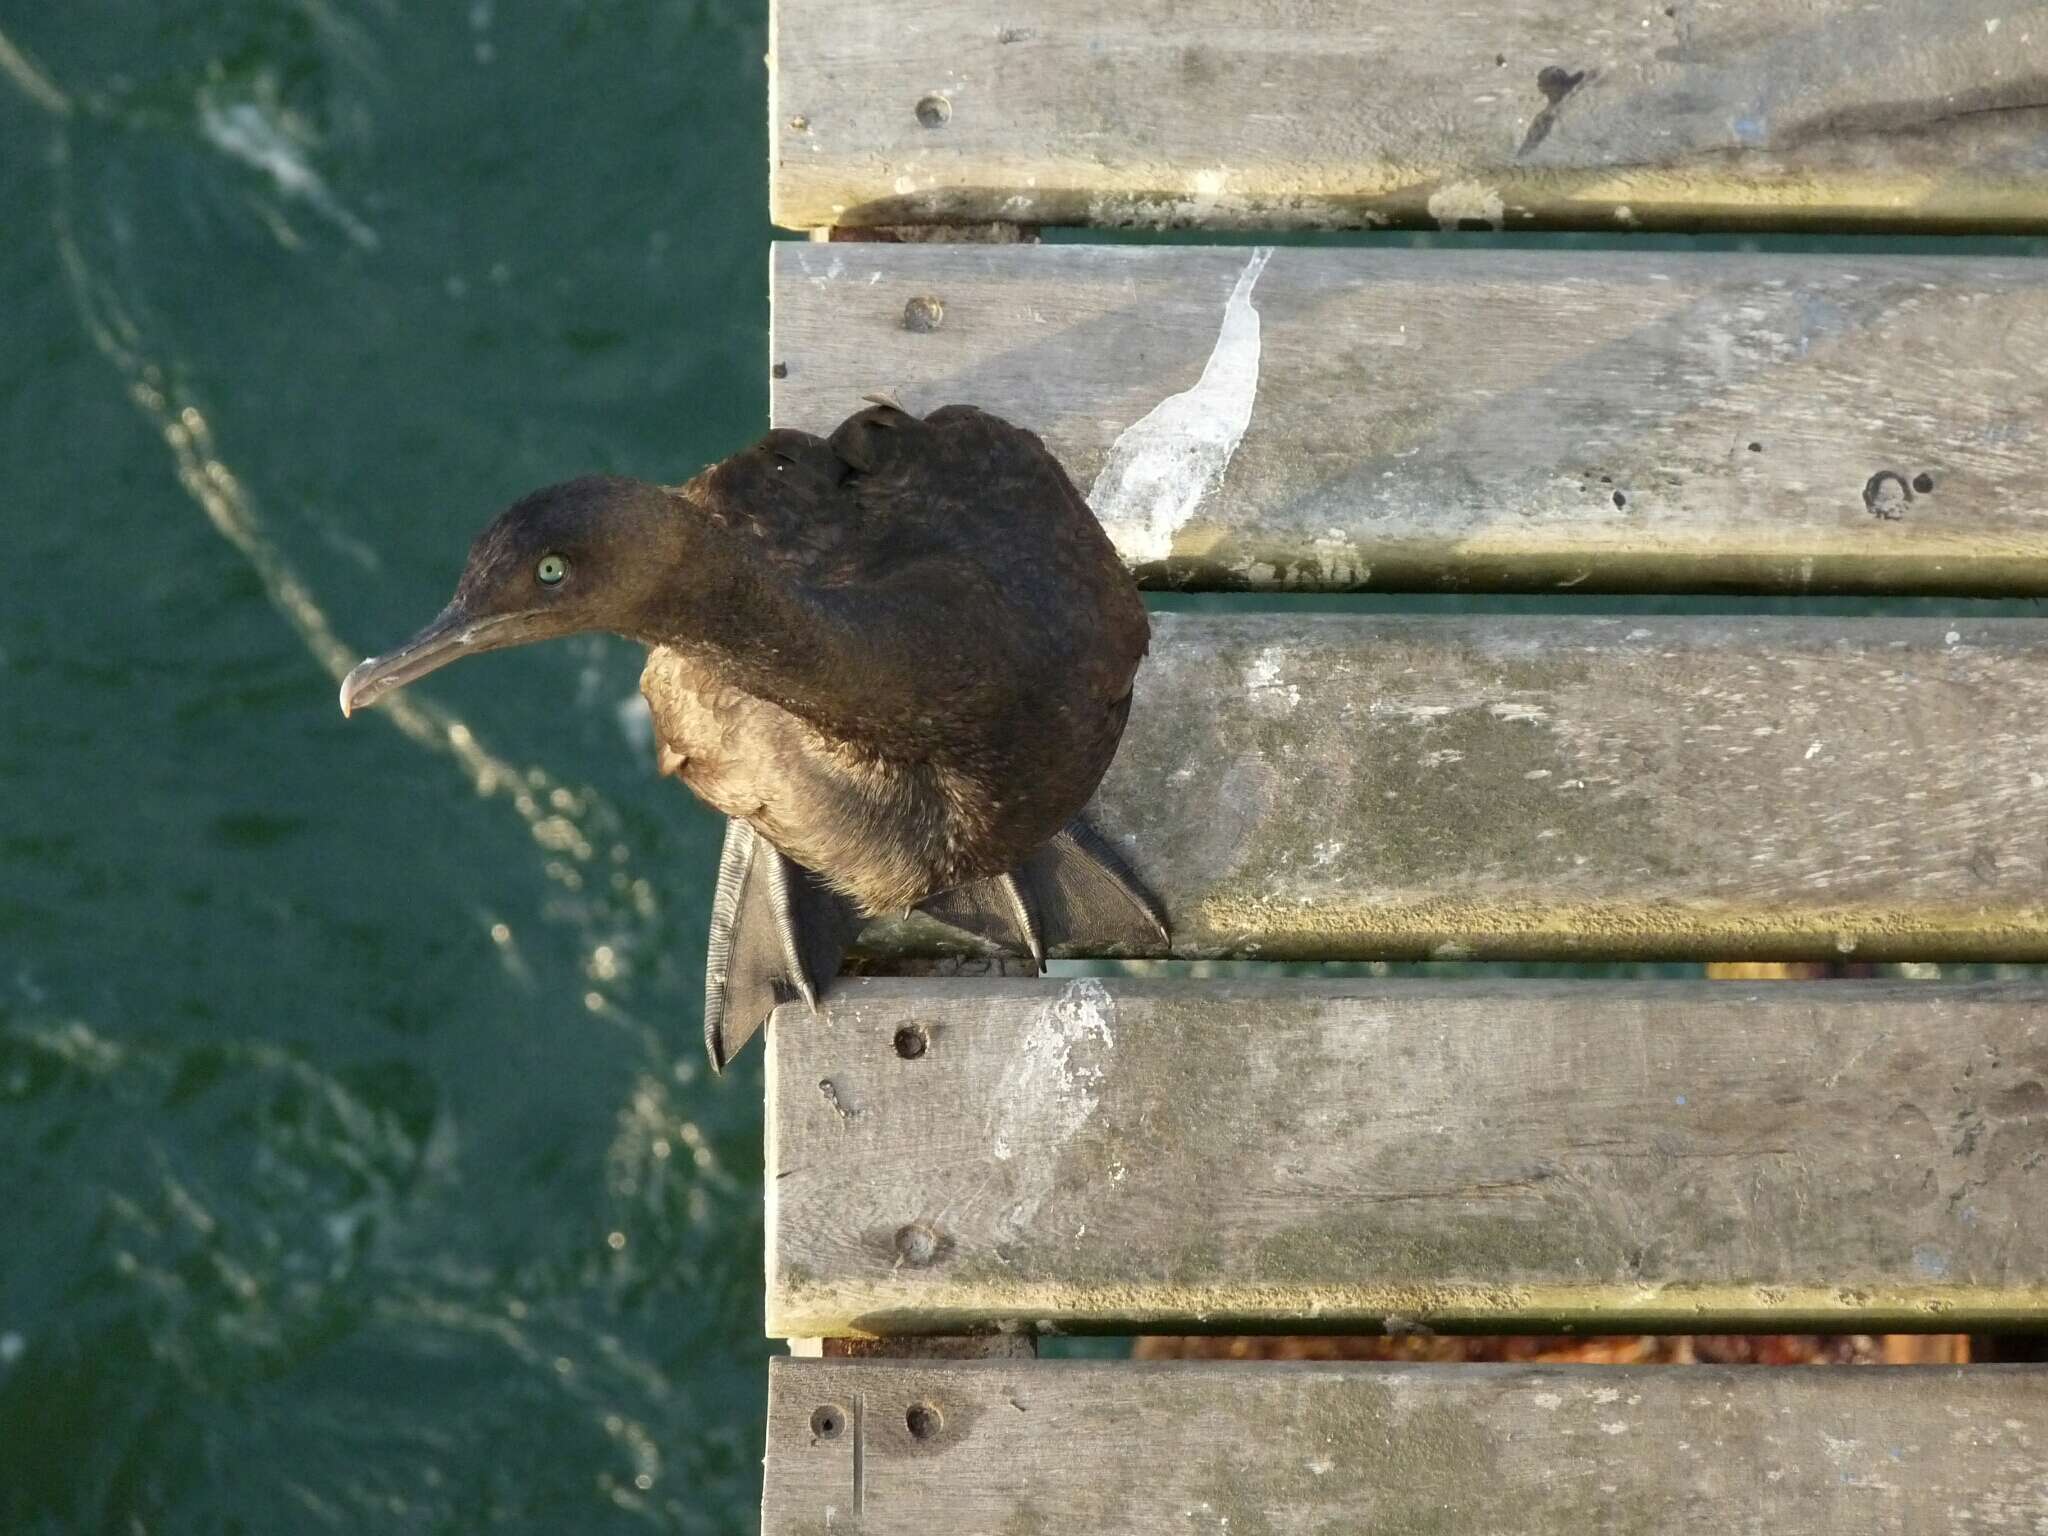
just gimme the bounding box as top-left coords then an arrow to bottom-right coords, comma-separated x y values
851,1391 -> 864,1516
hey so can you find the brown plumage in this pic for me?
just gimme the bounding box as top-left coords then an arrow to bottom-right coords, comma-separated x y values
339,403 -> 1166,1068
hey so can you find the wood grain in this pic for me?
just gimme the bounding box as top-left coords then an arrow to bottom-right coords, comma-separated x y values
771,0 -> 2048,232
773,243 -> 2048,594
764,1358 -> 2048,1534
767,977 -> 2048,1336
847,613 -> 2048,965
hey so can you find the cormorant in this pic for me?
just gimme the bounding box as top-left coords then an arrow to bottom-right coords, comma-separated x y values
340,402 -> 1165,1068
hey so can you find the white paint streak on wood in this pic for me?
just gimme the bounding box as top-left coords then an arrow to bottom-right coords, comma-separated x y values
988,978 -> 1115,1163
1243,642 -> 1300,714
1086,247 -> 1271,563
980,980 -> 1117,1237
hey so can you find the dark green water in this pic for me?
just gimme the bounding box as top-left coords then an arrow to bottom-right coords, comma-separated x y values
2,4 -> 772,1529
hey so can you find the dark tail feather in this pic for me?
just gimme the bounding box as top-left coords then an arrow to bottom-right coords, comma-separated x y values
703,819 -> 861,1072
916,817 -> 1169,961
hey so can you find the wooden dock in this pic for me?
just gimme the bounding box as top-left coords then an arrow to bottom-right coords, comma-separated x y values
757,2 -> 2048,1527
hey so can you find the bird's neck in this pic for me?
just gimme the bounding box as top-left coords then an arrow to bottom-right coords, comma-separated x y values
620,485 -> 817,675
617,481 -> 892,748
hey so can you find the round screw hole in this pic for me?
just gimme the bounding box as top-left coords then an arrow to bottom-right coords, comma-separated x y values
915,93 -> 951,128
893,1025 -> 928,1060
1913,471 -> 1935,494
905,1402 -> 942,1441
812,1405 -> 845,1440
1747,441 -> 1763,453
894,1222 -> 944,1267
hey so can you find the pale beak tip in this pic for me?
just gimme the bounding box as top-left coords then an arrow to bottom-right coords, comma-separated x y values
335,605 -> 501,721
338,657 -> 375,719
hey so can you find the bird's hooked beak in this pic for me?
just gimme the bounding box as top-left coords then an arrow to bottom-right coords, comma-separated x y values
339,604 -> 542,717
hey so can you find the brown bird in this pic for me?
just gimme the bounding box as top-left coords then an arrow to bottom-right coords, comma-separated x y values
339,402 -> 1165,1068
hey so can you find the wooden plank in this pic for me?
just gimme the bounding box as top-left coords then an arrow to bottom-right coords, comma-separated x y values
767,977 -> 2048,1336
812,1337 -> 1038,1360
771,0 -> 2048,233
850,614 -> 2048,965
772,243 -> 2048,594
764,1358 -> 2048,1534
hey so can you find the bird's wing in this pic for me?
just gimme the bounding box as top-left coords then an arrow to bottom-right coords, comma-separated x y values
688,426 -> 865,579
825,402 -> 1087,580
683,404 -> 1099,749
692,403 -> 1082,589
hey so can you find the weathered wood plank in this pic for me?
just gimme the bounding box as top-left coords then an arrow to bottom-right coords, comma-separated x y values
772,0 -> 2048,232
852,614 -> 2048,964
767,977 -> 2048,1336
764,1359 -> 2048,1534
772,244 -> 2048,594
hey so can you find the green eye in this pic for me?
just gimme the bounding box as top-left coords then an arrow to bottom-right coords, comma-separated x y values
536,554 -> 567,586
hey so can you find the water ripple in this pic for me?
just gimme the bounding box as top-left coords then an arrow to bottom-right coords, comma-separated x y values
49,133 -> 668,1034
0,24 -> 71,117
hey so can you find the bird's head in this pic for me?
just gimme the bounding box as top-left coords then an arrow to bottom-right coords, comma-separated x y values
340,474 -> 675,717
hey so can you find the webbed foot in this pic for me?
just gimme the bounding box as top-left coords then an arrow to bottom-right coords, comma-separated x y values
917,818 -> 1168,964
703,818 -> 861,1072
